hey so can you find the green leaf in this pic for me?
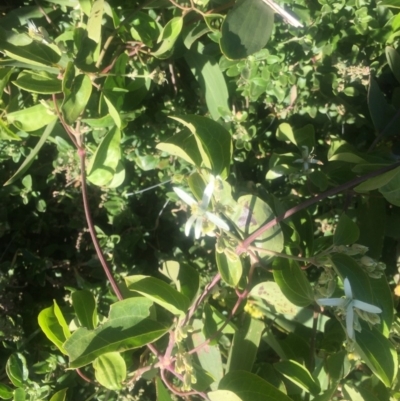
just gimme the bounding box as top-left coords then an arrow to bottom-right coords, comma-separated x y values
249,281 -> 300,316
0,117 -> 21,141
12,388 -> 25,401
87,126 -> 121,187
276,123 -> 315,149
158,260 -> 200,302
0,383 -> 13,400
4,120 -> 57,186
183,22 -> 210,49
49,388 -> 68,401
64,297 -> 168,368
72,290 -> 97,330
227,314 -> 264,373
355,323 -> 398,387
87,0 -> 104,43
220,0 -> 274,60
53,299 -> 71,339
333,214 -> 360,245
354,166 -> 400,192
7,102 -> 58,132
170,115 -> 232,179
208,390 -> 243,401
273,258 -> 314,307
184,41 -> 229,120
13,71 -> 62,94
216,251 -> 243,288
130,12 -> 161,47
343,384 -> 380,401
0,36 -> 61,67
93,352 -> 126,391
38,300 -> 70,354
368,76 -> 398,136
152,16 -> 183,59
156,377 -> 174,401
156,128 -> 203,167
230,195 -> 284,261
61,74 -> 92,125
0,67 -> 14,98
325,350 -> 351,384
219,370 -> 292,401
379,0 -> 400,8
125,275 -> 190,316
190,319 -> 223,390
274,360 -> 320,395
6,354 -> 28,388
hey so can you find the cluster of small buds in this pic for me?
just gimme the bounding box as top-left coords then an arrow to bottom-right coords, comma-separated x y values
314,269 -> 336,298
333,244 -> 369,256
175,325 -> 193,343
175,343 -> 197,391
358,256 -> 386,279
216,235 -> 239,262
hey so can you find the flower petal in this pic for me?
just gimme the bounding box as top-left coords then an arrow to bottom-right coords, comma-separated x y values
194,216 -> 203,239
317,298 -> 345,307
346,304 -> 355,339
174,187 -> 197,206
205,212 -> 230,231
353,299 -> 382,314
343,278 -> 353,299
200,176 -> 215,210
185,214 -> 197,237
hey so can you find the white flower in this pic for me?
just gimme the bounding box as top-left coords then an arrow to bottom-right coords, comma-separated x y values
173,176 -> 229,239
294,146 -> 323,173
317,277 -> 382,339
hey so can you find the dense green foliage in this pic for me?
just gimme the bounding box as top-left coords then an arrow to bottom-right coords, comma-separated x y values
1,0 -> 400,400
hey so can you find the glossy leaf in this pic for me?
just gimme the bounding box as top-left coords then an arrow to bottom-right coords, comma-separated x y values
87,126 -> 121,187
227,314 -> 264,372
170,115 -> 232,179
71,290 -> 97,330
354,166 -> 400,192
355,323 -> 398,387
386,47 -> 400,83
4,120 -> 57,186
93,352 -> 126,390
368,76 -> 398,136
152,16 -> 183,59
276,123 -> 315,149
0,36 -> 61,67
87,0 -> 104,43
159,260 -> 200,302
343,384 -> 380,401
249,281 -> 299,316
231,195 -> 284,260
184,41 -> 229,120
219,370 -> 292,401
325,350 -> 350,384
274,359 -> 320,395
220,0 -> 274,60
333,214 -> 360,245
156,377 -> 174,401
130,12 -> 161,47
125,275 -> 190,316
12,388 -> 25,401
7,102 -> 58,132
6,354 -> 28,388
156,128 -> 203,166
216,251 -> 243,288
49,388 -> 68,401
273,258 -> 314,307
208,390 -> 243,401
61,74 -> 92,125
38,300 -> 70,354
0,67 -> 14,98
190,319 -> 223,390
64,297 -> 168,368
0,383 -> 13,400
13,70 -> 62,94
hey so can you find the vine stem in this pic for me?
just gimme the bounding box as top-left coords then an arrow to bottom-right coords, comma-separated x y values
78,147 -> 124,301
237,160 -> 400,253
